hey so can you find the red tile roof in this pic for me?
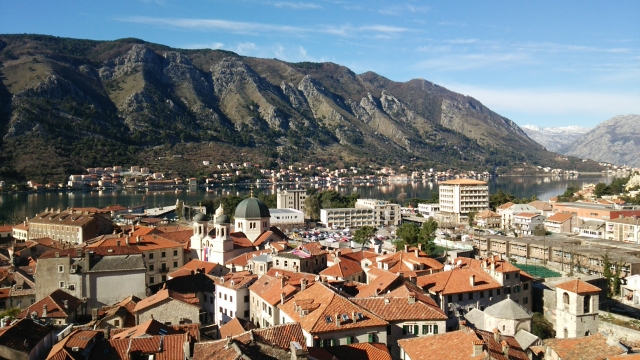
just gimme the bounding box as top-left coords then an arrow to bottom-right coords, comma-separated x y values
278,282 -> 388,334
546,212 -> 575,223
133,289 -> 200,313
218,317 -> 257,339
352,296 -> 447,321
544,333 -> 625,360
168,259 -> 226,279
46,329 -> 102,360
320,258 -> 364,280
225,249 -> 272,267
266,268 -> 317,287
418,268 -> 502,295
497,202 -> 515,210
86,234 -> 183,252
210,271 -> 258,290
513,212 -> 541,219
555,279 -> 601,295
375,250 -> 444,277
249,274 -> 299,306
92,333 -> 188,360
18,289 -> 82,319
307,342 -> 392,360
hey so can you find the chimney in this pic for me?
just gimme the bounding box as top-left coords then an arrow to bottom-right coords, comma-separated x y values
408,293 -> 416,304
281,292 -> 285,305
225,336 -> 232,349
63,300 -> 68,309
300,278 -> 307,292
404,244 -> 409,252
131,224 -> 134,234
335,314 -> 341,327
470,275 -> 475,287
352,311 -> 357,324
42,304 -> 48,317
472,340 -> 485,356
281,276 -> 285,289
491,261 -> 496,272
493,328 -> 501,343
105,327 -> 111,340
415,248 -> 419,258
116,240 -> 121,247
501,340 -> 509,357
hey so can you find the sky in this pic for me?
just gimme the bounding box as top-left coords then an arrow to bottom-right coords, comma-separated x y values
1,0 -> 639,128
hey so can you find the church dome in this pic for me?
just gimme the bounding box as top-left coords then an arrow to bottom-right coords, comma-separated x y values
215,214 -> 230,224
235,197 -> 270,219
193,212 -> 207,222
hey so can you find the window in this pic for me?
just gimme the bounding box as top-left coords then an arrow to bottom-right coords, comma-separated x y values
149,253 -> 154,260
284,261 -> 288,267
368,333 -> 376,343
173,250 -> 178,256
68,284 -> 75,291
230,296 -> 233,302
489,289 -> 493,297
423,325 -> 432,334
523,297 -> 529,305
244,310 -> 249,317
58,265 -> 64,273
209,297 -> 213,304
276,260 -> 280,266
346,335 -> 354,344
219,293 -> 222,298
244,295 -> 249,303
149,264 -> 154,271
59,281 -> 65,288
480,291 -> 484,298
230,311 -> 233,317
469,292 -> 474,300
584,295 -> 591,313
161,251 -> 166,258
448,295 -> 452,302
523,283 -> 529,290
114,319 -> 120,327
458,294 -> 463,301
434,325 -> 438,334
515,272 -> 519,278
150,277 -> 155,284
224,294 -> 227,300
161,275 -> 166,282
505,274 -> 510,280
497,289 -> 501,296
219,307 -> 222,313
514,285 -> 521,293
173,261 -> 178,268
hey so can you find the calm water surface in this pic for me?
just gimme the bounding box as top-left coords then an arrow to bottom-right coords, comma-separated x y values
0,174 -> 614,222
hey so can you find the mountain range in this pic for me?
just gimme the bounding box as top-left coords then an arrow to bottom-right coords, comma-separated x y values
0,35 -> 600,183
560,114 -> 640,167
521,125 -> 591,152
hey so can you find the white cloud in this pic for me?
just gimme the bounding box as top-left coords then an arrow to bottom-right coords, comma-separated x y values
444,84 -> 640,117
378,4 -> 430,15
117,16 -> 305,34
272,1 -> 322,9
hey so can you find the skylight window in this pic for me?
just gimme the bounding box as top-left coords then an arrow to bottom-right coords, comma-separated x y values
356,312 -> 364,320
341,314 -> 350,322
325,316 -> 333,323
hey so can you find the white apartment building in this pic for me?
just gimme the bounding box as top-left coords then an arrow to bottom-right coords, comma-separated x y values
606,217 -> 640,243
276,189 -> 307,212
438,179 -> 489,224
269,209 -> 305,227
417,203 -> 440,218
512,213 -> 546,236
321,208 -> 375,229
212,271 -> 257,327
355,199 -> 401,227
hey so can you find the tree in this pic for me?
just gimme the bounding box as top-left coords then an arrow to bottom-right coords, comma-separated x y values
397,192 -> 407,206
396,223 -> 421,245
353,226 -> 377,251
467,211 -> 477,226
533,224 -> 546,237
304,195 -> 321,221
602,253 -> 623,298
420,217 -> 439,256
532,313 -> 555,339
594,182 -> 611,198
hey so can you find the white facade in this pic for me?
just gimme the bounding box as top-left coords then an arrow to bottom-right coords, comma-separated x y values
321,208 -> 375,229
497,204 -> 542,230
216,283 -> 251,327
270,209 -> 304,227
355,199 -> 402,227
417,203 -> 440,218
438,180 -> 489,223
276,190 -> 307,211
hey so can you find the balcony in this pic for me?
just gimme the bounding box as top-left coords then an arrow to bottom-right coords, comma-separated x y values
159,267 -> 170,273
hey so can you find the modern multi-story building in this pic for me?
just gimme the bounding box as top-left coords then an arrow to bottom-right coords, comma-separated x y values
276,189 -> 307,212
321,208 -> 375,229
605,216 -> 640,243
355,199 -> 401,227
438,179 -> 489,224
417,203 -> 439,218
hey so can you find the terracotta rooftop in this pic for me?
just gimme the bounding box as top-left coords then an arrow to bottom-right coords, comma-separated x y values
210,270 -> 258,290
91,333 -> 188,360
18,289 -> 82,319
513,212 -> 541,219
249,274 -> 299,306
528,200 -> 553,211
218,317 -> 257,339
225,249 -> 272,267
497,202 -> 515,210
477,209 -> 500,219
266,268 -> 317,287
320,258 -> 364,280
546,212 -> 575,223
46,329 -> 102,360
555,278 -> 601,295
133,288 -> 200,313
29,211 -> 99,227
86,234 -> 183,252
341,249 -> 379,262
356,268 -> 402,298
374,250 -> 444,277
0,318 -> 56,355
351,296 -> 447,321
418,267 -> 502,295
110,319 -> 185,340
168,259 -> 226,279
544,333 -> 625,360
454,256 -> 533,282
307,342 -> 392,360
278,282 -> 388,334
193,322 -> 307,360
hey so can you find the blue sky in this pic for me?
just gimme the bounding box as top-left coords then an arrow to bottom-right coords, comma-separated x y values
2,0 -> 639,128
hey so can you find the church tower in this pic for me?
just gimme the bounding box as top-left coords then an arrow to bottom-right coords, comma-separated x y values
208,205 -> 234,264
190,212 -> 208,261
555,279 -> 600,338
234,196 -> 271,242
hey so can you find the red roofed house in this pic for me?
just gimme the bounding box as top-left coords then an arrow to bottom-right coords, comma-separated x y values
320,258 -> 364,282
554,278 -> 601,339
373,246 -> 444,279
398,324 -> 529,360
543,333 -> 625,360
0,225 -> 12,240
544,212 -> 578,234
278,282 -> 389,348
46,329 -> 102,360
308,342 -> 392,360
18,289 -> 83,325
352,294 -> 447,358
211,271 -> 259,327
133,287 -> 201,326
273,242 -> 329,274
249,274 -> 309,329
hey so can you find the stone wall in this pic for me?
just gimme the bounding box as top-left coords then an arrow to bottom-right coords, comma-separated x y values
598,321 -> 640,343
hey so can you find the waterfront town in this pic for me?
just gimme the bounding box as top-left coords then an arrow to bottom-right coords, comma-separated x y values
0,172 -> 639,359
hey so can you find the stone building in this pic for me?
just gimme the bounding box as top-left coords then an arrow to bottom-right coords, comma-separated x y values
27,209 -> 113,244
554,279 -> 600,338
133,288 -> 201,325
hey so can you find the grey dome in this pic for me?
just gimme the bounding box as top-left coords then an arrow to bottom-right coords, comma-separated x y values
484,297 -> 532,320
215,214 -> 230,224
235,197 -> 270,219
193,212 -> 207,222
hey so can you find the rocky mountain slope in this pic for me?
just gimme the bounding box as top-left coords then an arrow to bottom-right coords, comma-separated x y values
0,35 -> 598,182
561,114 -> 640,167
521,125 -> 591,152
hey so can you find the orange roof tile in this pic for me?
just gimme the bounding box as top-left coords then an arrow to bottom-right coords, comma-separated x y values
278,282 -> 388,334
210,271 -> 258,290
218,317 -> 257,339
555,279 -> 601,295
320,258 -> 363,279
93,333 -> 188,360
417,268 -> 502,295
46,329 -> 102,360
249,274 -> 298,306
133,289 -> 200,313
86,234 -> 183,252
225,249 -> 272,267
168,259 -> 226,278
545,212 -> 575,223
544,333 -> 625,360
266,268 -> 317,287
513,212 -> 541,218
307,342 -> 392,360
352,296 -> 446,321
497,202 -> 515,210
18,289 -> 82,319
374,250 -> 444,277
